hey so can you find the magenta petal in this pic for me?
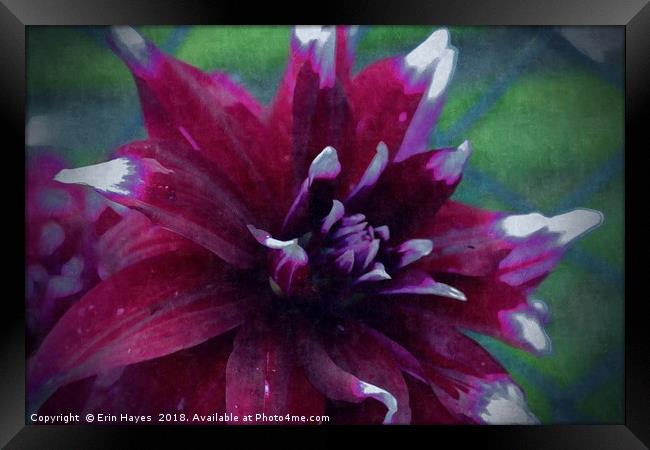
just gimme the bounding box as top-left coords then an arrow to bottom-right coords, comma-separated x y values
247,226 -> 311,298
378,269 -> 467,301
343,30 -> 456,196
226,321 -> 324,422
360,325 -> 426,383
405,375 -> 459,424
298,330 -> 399,424
345,142 -> 389,208
361,143 -> 470,241
107,27 -> 276,214
270,27 -> 356,189
399,274 -> 551,355
28,250 -> 254,410
327,322 -> 413,424
282,146 -> 341,236
226,323 -> 292,419
96,210 -> 197,279
417,201 -> 603,283
50,334 -> 233,417
377,308 -> 537,424
55,140 -> 261,268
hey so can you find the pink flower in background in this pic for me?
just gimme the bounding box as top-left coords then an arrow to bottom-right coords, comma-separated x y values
27,26 -> 603,424
26,150 -> 117,349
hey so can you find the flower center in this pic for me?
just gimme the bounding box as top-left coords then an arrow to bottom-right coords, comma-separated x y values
316,213 -> 387,280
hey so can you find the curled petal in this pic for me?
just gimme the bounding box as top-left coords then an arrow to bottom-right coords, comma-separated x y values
325,322 -> 412,424
374,225 -> 390,241
247,226 -> 310,297
298,332 -> 399,424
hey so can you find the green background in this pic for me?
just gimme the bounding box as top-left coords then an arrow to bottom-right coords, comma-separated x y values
26,26 -> 624,423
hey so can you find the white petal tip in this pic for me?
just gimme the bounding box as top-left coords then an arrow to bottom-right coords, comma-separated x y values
109,26 -> 151,67
292,26 -> 336,88
428,141 -> 472,185
53,158 -> 135,195
478,382 -> 540,425
358,380 -> 398,425
309,146 -> 341,182
506,312 -> 552,355
404,28 -> 456,99
501,208 -> 604,245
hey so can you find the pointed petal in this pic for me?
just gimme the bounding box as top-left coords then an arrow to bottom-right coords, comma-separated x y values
396,29 -> 456,162
361,143 -> 471,241
55,140 -> 261,268
28,250 -> 255,409
107,27 -> 276,216
395,273 -> 553,355
426,140 -> 472,185
343,29 -> 456,195
417,201 -> 603,284
270,26 -> 356,193
378,269 -> 467,301
282,147 -> 341,236
345,142 -> 389,207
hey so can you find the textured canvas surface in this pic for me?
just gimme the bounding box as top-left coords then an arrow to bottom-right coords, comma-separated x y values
26,26 -> 624,423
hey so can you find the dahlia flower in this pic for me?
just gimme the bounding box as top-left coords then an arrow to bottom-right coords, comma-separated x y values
27,25 -> 604,424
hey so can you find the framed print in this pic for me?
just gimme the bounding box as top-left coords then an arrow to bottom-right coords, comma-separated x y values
2,0 -> 648,448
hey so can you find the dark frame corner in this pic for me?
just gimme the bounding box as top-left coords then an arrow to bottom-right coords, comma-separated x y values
2,0 -> 648,448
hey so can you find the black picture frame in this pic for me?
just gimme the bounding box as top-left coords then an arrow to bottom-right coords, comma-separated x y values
2,0 -> 647,448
